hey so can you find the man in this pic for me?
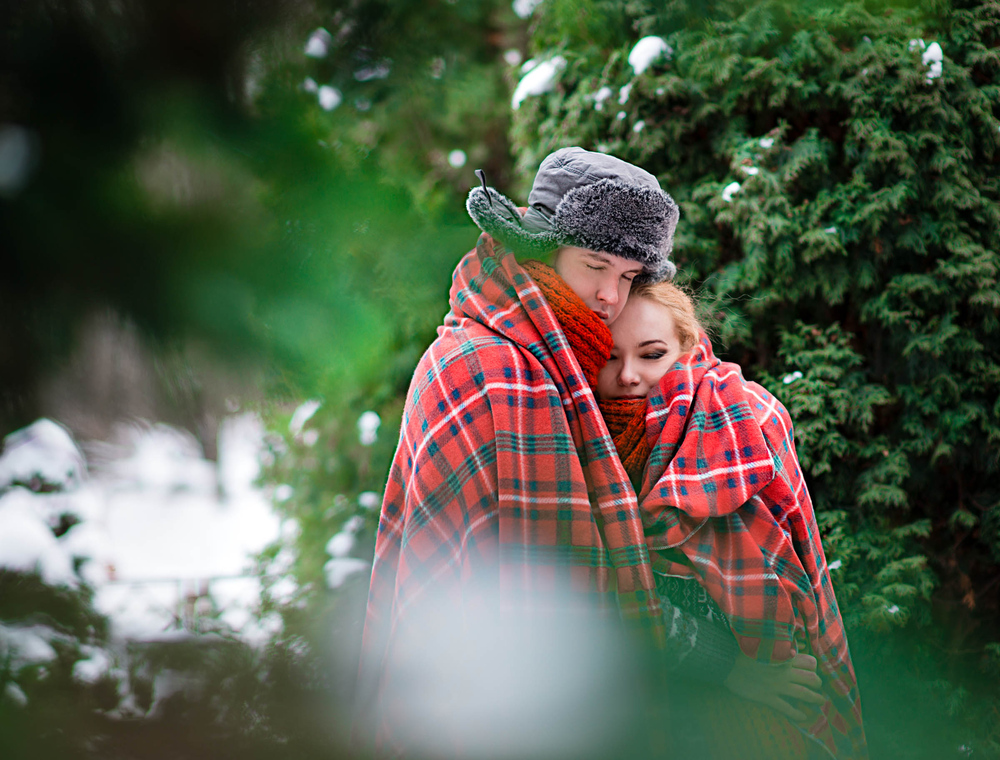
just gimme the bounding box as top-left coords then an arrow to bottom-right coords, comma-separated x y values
357,148 -> 817,757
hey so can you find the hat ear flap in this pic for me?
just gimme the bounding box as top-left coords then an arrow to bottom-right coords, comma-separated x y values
466,186 -> 563,257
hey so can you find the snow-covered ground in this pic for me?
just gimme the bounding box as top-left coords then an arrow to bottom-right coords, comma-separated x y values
0,415 -> 285,645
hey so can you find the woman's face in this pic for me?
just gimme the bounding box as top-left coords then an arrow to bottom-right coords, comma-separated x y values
597,296 -> 685,399
553,246 -> 644,325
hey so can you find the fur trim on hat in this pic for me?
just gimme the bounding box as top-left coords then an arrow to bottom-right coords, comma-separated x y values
466,186 -> 563,258
552,179 -> 679,274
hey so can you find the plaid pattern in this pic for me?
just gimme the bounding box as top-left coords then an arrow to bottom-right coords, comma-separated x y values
359,234 -> 665,753
639,336 -> 868,760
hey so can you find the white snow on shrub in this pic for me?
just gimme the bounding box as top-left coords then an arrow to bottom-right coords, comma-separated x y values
0,489 -> 77,586
0,624 -> 63,670
324,557 -> 369,589
503,49 -> 523,67
628,36 -> 672,76
318,86 -> 343,112
828,559 -> 842,570
618,83 -> 632,105
326,531 -> 355,558
886,604 -> 900,615
273,484 -> 294,503
72,647 -> 113,684
616,111 -> 626,121
3,682 -> 27,708
512,0 -> 544,19
511,56 -> 566,109
721,181 -> 741,202
825,226 -> 838,234
593,86 -> 613,111
358,410 -> 381,446
782,371 -> 804,385
922,42 -> 943,81
359,491 -> 381,510
633,120 -> 645,133
741,166 -> 759,176
908,39 -> 926,52
759,137 -> 774,149
302,77 -> 318,93
448,150 -> 467,168
304,28 -> 332,59
0,418 -> 85,490
289,399 -> 322,437
355,61 -> 391,82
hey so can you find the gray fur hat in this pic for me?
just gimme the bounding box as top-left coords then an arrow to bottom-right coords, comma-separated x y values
466,147 -> 679,282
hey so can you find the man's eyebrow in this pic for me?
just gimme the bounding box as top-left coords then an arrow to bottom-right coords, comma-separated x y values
583,251 -> 612,264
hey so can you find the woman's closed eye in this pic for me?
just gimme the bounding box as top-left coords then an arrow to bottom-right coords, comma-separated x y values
642,351 -> 666,360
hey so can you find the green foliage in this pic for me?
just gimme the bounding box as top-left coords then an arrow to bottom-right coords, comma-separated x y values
513,0 -> 1000,755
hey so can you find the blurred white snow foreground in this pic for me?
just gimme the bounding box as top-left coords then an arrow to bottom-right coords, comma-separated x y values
0,416 -> 286,645
359,589 -> 643,760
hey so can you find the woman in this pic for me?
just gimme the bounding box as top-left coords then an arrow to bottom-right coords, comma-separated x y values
596,281 -> 868,759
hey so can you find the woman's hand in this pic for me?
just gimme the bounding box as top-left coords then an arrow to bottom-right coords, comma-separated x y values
723,652 -> 825,722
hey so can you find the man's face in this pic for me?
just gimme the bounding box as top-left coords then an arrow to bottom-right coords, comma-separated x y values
552,246 -> 644,325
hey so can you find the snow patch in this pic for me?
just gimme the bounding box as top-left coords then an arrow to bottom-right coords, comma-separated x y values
324,557 -> 369,589
358,410 -> 381,446
3,682 -> 27,708
448,150 -> 467,168
0,418 -> 85,490
302,77 -> 318,93
593,86 -> 613,111
782,371 -> 804,385
359,491 -> 380,510
72,648 -> 113,684
0,624 -> 62,670
512,0 -> 544,19
304,28 -> 332,59
0,489 -> 77,586
511,56 -> 566,109
628,36 -> 672,76
633,120 -> 645,133
318,86 -> 343,111
616,111 -> 626,121
721,182 -> 741,202
289,400 -> 321,437
741,166 -> 759,176
355,61 -> 391,82
759,137 -> 774,149
922,42 -> 943,81
828,559 -> 842,571
503,49 -> 523,67
618,83 -> 632,105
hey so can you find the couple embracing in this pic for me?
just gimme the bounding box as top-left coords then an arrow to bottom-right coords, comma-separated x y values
358,148 -> 867,760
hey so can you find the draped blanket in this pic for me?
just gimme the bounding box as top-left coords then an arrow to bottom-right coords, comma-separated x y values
358,234 -> 664,753
637,336 -> 867,759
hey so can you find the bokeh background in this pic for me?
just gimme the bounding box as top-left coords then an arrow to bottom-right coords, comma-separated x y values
1,0 -> 998,757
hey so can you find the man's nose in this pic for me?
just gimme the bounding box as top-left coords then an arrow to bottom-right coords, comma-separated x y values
597,276 -> 619,307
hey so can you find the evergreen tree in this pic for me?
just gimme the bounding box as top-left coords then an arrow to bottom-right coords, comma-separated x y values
512,0 -> 1000,755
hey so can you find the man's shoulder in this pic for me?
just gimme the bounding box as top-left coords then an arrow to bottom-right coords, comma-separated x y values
409,320 -> 543,396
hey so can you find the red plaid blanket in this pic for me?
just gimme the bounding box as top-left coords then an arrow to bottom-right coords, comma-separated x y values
359,234 -> 664,752
639,336 -> 867,759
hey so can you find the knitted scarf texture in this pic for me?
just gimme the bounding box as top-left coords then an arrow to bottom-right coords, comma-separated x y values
520,260 -> 649,484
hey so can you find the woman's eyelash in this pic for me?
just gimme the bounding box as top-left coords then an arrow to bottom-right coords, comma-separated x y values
642,352 -> 666,360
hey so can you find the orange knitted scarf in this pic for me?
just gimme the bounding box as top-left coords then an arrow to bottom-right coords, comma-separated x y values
521,260 -> 650,485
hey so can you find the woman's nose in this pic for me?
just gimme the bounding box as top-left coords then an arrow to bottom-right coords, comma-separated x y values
619,362 -> 639,386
